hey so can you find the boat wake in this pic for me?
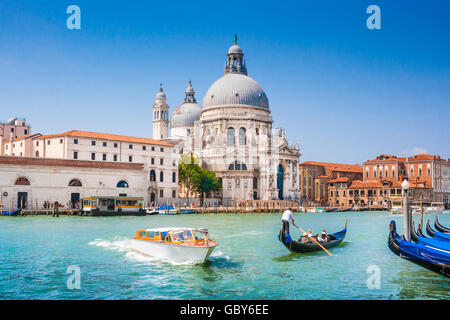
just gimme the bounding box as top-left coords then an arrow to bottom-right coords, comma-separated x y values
221,230 -> 269,239
89,237 -> 211,266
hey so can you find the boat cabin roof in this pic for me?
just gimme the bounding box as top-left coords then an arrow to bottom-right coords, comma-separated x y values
145,227 -> 208,234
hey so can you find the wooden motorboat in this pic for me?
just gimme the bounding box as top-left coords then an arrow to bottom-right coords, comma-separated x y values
130,227 -> 218,264
278,221 -> 347,253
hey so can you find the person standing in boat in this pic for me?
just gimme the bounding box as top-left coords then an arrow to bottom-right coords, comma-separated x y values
281,210 -> 296,236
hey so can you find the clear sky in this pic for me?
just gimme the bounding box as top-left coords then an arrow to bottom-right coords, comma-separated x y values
0,1 -> 449,164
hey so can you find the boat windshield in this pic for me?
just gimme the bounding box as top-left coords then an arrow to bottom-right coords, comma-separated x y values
169,230 -> 195,242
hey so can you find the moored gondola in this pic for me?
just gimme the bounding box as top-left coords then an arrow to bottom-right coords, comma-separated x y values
426,219 -> 435,237
278,221 -> 347,253
435,215 -> 450,234
388,221 -> 450,278
411,221 -> 419,243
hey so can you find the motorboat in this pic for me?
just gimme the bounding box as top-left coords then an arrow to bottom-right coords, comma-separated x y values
157,204 -> 178,215
424,202 -> 445,215
130,227 -> 218,264
1,209 -> 21,216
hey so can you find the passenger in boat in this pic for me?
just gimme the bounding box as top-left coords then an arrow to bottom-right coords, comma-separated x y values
281,210 -> 295,236
321,230 -> 329,242
302,229 -> 314,242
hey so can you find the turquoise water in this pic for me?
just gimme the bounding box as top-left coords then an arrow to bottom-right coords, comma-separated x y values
0,212 -> 449,300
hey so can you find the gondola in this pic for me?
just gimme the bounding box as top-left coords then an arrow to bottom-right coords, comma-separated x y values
388,221 -> 450,278
1,209 -> 21,216
411,221 -> 419,243
426,219 -> 435,237
426,220 -> 450,242
278,221 -> 347,253
435,215 -> 450,234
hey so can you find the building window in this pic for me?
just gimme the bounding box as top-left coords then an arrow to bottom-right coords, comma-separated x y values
253,177 -> 258,189
160,190 -> 164,198
239,127 -> 246,145
129,144 -> 133,149
74,152 -> 78,159
47,140 -> 51,145
160,147 -> 164,152
35,151 -> 39,157
151,158 -> 155,165
150,170 -> 156,182
60,139 -> 63,144
143,146 -> 146,151
114,143 -> 118,148
103,142 -> 107,147
36,141 -> 39,146
228,160 -> 247,170
24,129 -> 28,135
152,146 -> 155,151
15,177 -> 30,185
117,180 -> 129,188
172,172 -> 176,183
92,141 -> 96,146
172,190 -> 176,198
91,153 -> 95,160
103,154 -> 107,161
427,167 -> 431,176
129,156 -> 132,162
74,139 -> 78,144
160,159 -> 163,165
160,171 -> 164,182
113,154 -> 117,161
331,191 -> 333,197
227,127 -> 235,146
69,179 -> 82,187
419,168 -> 422,176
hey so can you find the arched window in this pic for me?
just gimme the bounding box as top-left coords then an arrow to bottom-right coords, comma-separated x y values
35,151 -> 39,157
227,127 -> 235,146
228,160 -> 247,171
69,179 -> 82,187
15,177 -> 30,185
117,180 -> 129,188
239,127 -> 246,145
253,177 -> 258,189
150,170 -> 156,182
172,172 -> 176,183
160,171 -> 164,182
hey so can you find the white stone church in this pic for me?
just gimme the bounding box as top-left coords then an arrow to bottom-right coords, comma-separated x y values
153,39 -> 301,201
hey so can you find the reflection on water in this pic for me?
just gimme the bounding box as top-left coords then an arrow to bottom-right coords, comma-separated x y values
0,212 -> 448,299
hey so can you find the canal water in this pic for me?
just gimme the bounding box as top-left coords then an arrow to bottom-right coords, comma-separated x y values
0,211 -> 448,299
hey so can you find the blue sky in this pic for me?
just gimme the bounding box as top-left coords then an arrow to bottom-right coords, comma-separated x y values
0,1 -> 449,164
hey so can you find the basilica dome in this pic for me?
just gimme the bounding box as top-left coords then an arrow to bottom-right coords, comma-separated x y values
203,73 -> 269,109
202,38 -> 269,110
171,80 -> 202,128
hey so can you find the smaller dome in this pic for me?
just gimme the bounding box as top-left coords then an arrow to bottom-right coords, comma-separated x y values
228,44 -> 243,54
171,102 -> 202,128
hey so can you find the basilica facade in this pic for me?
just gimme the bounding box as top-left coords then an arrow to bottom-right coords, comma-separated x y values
153,39 -> 301,201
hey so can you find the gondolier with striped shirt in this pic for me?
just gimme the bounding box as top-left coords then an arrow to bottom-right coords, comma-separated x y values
281,210 -> 295,236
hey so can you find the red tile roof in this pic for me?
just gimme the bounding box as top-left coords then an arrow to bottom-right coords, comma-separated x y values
299,161 -> 362,173
36,130 -> 174,147
328,177 -> 349,183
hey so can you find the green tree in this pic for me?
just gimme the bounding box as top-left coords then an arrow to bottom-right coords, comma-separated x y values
178,153 -> 201,205
192,168 -> 221,205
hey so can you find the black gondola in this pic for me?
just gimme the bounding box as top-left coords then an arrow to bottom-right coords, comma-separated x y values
388,221 -> 450,278
426,219 -> 435,237
278,221 -> 347,253
411,221 -> 419,243
435,215 -> 450,233
417,223 -> 426,237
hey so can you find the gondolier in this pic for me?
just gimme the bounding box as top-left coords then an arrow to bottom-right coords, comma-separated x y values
281,210 -> 295,236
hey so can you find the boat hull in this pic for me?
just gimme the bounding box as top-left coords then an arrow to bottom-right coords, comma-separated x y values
129,238 -> 216,264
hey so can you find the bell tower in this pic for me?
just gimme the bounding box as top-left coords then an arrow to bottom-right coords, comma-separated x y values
152,84 -> 169,139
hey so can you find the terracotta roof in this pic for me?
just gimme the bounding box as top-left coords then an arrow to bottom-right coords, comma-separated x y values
407,154 -> 443,162
365,154 -> 406,164
0,156 -> 144,170
328,177 -> 349,183
349,179 -> 431,189
36,130 -> 174,147
299,161 -> 362,173
349,180 -> 383,189
315,175 -> 330,179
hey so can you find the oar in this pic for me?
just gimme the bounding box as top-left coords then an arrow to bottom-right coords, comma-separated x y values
293,224 -> 333,256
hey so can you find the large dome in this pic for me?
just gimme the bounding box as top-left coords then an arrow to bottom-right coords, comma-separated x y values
171,102 -> 202,128
203,73 -> 269,109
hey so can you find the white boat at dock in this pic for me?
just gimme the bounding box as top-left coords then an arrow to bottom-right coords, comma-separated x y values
129,227 -> 218,264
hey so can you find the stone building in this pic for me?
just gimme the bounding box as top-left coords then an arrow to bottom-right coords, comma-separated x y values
156,38 -> 301,201
299,161 -> 363,204
327,154 -> 449,208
